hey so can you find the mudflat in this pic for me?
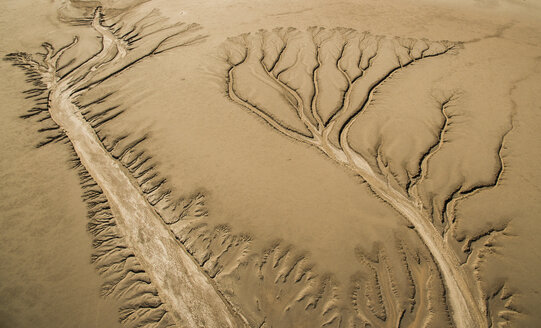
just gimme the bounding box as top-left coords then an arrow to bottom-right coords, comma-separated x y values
1,0 -> 540,327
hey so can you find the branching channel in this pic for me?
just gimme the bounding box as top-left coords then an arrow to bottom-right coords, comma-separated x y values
221,27 -> 515,328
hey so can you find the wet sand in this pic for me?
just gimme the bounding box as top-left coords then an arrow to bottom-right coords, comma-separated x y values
1,0 -> 540,327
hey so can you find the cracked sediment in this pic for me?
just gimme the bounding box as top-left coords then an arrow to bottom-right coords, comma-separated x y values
48,83 -> 244,328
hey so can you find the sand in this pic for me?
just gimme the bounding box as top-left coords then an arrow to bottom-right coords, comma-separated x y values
1,0 -> 540,327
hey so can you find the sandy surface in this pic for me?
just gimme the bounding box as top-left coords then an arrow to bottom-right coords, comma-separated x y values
0,2 -> 120,327
1,0 -> 540,327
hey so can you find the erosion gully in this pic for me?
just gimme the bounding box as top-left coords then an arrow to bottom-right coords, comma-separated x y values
48,83 -> 246,327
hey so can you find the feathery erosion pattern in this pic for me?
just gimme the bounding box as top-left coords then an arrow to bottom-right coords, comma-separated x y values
352,235 -> 451,328
5,5 -> 375,328
6,3 -> 522,326
81,86 -> 348,327
219,27 -> 521,328
4,6 -> 242,328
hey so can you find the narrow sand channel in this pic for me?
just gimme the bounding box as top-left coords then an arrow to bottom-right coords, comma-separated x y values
225,32 -> 488,326
342,108 -> 487,328
48,87 -> 245,328
15,8 -> 485,327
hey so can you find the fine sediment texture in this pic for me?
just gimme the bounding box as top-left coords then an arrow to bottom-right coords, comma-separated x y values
219,27 -> 518,328
351,236 -> 452,328
73,158 -> 176,328
5,7 -> 352,328
5,7 -> 244,328
6,4 -> 524,328
77,89 -> 457,326
78,90 -> 349,327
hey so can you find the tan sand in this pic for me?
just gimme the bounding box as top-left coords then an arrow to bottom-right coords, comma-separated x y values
1,0 -> 540,327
